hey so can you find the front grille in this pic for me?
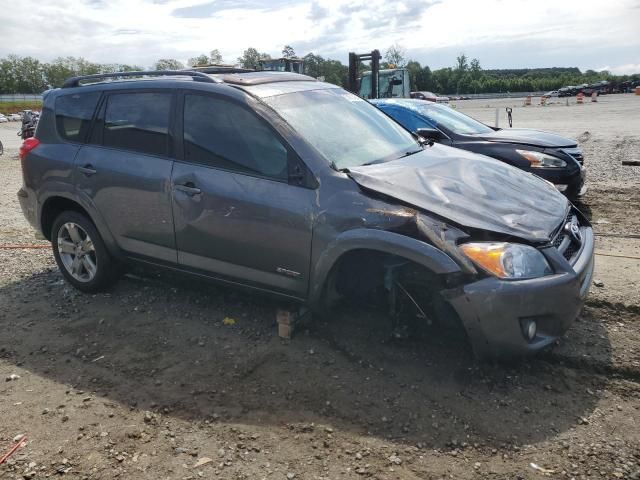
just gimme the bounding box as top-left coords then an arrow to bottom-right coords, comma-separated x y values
553,231 -> 565,249
553,209 -> 582,262
563,242 -> 578,260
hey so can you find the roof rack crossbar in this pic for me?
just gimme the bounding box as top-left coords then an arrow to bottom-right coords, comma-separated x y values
62,70 -> 220,88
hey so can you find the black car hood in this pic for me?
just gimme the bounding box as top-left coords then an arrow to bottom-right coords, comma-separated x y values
348,144 -> 569,243
478,128 -> 577,148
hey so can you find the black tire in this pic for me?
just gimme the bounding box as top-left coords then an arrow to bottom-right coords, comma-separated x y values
51,210 -> 121,293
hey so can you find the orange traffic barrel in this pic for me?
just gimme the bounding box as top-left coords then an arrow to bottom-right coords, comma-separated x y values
540,96 -> 546,106
525,95 -> 532,106
577,92 -> 584,104
591,91 -> 598,102
636,86 -> 640,95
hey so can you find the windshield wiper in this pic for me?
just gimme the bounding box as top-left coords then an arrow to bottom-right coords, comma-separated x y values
361,147 -> 424,167
398,149 -> 423,158
330,161 -> 350,173
361,158 -> 387,166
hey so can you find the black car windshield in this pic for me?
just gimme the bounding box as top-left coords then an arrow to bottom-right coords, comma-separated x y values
263,88 -> 419,169
417,103 -> 494,135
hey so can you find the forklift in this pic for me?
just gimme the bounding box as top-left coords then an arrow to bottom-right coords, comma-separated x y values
258,57 -> 305,74
348,50 -> 410,99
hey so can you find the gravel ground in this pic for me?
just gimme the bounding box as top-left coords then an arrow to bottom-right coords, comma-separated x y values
0,95 -> 639,480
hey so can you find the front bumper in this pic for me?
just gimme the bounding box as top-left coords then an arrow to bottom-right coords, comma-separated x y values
538,166 -> 585,200
445,226 -> 594,358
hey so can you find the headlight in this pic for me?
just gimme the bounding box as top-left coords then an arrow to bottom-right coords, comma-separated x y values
459,242 -> 552,279
516,149 -> 567,168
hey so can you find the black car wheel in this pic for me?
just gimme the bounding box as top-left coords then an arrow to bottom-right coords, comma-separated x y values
51,210 -> 121,292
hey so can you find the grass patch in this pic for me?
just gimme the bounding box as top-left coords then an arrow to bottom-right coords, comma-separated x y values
0,101 -> 43,114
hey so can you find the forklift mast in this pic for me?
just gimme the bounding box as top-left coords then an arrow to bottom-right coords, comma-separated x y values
348,50 -> 381,98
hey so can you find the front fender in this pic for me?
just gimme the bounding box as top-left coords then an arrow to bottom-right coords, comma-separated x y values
308,228 -> 462,306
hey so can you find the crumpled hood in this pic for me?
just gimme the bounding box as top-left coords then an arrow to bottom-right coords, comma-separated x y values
479,128 -> 577,148
348,144 -> 569,243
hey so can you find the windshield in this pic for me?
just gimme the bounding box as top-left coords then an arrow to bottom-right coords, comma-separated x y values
417,104 -> 493,135
263,88 -> 419,170
358,70 -> 405,99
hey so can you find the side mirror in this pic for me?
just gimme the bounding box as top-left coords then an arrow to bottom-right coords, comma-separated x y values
416,128 -> 445,142
390,77 -> 403,86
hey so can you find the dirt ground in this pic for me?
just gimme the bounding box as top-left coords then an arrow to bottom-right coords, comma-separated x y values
0,94 -> 639,480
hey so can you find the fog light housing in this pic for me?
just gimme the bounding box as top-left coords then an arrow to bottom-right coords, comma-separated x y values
520,318 -> 537,342
555,184 -> 568,192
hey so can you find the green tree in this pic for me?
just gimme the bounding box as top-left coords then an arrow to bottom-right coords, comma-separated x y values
0,55 -> 48,93
282,45 -> 296,58
405,60 -> 422,91
455,53 -> 468,72
209,49 -> 224,64
385,43 -> 406,67
303,52 -> 324,78
321,59 -> 348,86
154,58 -> 184,70
237,48 -> 271,69
469,58 -> 482,80
188,54 -> 211,67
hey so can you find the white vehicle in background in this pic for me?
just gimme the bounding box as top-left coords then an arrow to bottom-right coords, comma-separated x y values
7,113 -> 21,121
543,90 -> 559,97
0,114 -> 8,123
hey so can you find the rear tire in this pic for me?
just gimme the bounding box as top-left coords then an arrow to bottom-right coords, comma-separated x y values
51,210 -> 121,293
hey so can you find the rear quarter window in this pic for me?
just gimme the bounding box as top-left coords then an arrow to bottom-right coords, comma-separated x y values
55,92 -> 101,142
102,92 -> 172,157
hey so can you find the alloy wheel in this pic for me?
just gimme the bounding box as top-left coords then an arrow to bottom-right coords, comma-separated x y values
57,222 -> 97,282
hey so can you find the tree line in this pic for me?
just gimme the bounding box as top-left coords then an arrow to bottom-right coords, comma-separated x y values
0,45 -> 637,95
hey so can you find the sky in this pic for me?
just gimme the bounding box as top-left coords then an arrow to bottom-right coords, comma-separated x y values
1,0 -> 639,74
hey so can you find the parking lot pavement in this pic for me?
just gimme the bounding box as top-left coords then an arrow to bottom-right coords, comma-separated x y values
0,99 -> 639,479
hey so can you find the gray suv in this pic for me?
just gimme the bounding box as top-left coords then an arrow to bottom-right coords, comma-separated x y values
18,70 -> 594,357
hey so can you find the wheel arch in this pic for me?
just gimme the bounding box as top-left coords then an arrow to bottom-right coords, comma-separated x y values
308,228 -> 462,308
39,193 -> 121,259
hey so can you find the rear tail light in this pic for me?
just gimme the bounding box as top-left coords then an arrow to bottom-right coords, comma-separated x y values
19,137 -> 40,160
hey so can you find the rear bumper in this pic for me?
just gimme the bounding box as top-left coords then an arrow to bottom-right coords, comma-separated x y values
446,227 -> 594,358
17,187 -> 40,233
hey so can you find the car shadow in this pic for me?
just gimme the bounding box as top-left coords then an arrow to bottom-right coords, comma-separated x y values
0,264 -> 612,449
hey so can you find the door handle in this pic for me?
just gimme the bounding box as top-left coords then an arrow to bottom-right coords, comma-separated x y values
174,182 -> 201,196
78,164 -> 97,176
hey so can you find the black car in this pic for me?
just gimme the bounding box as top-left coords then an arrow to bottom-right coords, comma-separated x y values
372,99 -> 586,199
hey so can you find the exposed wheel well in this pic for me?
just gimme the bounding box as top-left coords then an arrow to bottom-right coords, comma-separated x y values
321,248 -> 464,332
40,197 -> 93,241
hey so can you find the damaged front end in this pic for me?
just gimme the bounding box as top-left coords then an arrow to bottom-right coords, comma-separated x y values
326,198 -> 594,358
318,200 -> 478,344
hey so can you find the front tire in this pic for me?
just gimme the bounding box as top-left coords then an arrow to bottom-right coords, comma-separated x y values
51,210 -> 121,293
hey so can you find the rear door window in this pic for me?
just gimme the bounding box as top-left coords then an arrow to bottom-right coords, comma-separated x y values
103,92 -> 172,157
183,94 -> 288,181
55,92 -> 101,142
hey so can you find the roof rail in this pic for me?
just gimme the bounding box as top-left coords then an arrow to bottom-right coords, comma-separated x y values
185,66 -> 255,74
62,70 -> 220,88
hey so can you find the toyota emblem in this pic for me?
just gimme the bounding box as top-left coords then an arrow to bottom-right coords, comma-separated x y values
564,222 -> 582,245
